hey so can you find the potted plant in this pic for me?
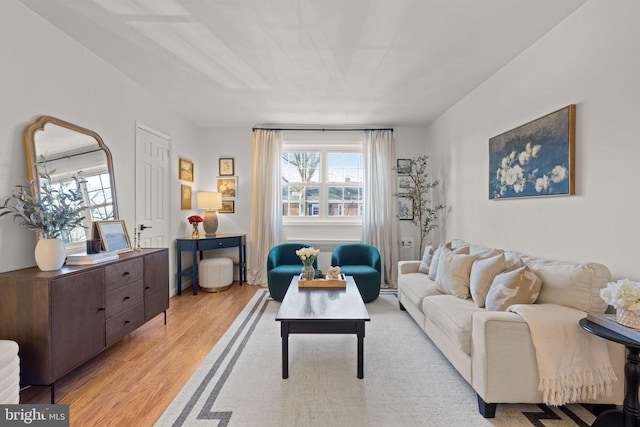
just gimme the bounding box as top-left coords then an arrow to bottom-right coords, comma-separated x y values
394,155 -> 445,253
0,169 -> 85,271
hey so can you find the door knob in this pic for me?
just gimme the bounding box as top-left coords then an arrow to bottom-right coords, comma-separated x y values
139,224 -> 152,231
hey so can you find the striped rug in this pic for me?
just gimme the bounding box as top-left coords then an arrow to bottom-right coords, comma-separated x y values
156,290 -> 595,427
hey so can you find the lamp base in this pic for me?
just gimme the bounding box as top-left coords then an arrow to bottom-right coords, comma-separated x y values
202,210 -> 219,235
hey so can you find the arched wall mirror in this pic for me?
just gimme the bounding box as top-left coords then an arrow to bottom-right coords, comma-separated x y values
24,116 -> 118,252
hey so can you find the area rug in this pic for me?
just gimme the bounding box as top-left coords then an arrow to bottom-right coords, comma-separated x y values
155,290 -> 596,427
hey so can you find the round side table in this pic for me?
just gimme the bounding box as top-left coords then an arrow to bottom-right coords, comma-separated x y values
580,318 -> 640,427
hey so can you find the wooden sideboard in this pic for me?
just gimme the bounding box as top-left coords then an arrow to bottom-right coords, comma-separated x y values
0,248 -> 169,402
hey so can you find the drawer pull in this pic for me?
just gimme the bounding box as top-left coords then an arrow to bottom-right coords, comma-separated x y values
98,307 -> 105,312
145,286 -> 151,290
124,320 -> 130,325
122,272 -> 130,277
123,296 -> 130,301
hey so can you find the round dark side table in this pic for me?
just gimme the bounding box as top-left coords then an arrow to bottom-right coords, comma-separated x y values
580,318 -> 640,427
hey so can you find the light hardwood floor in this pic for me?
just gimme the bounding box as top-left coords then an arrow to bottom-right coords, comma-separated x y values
20,283 -> 260,427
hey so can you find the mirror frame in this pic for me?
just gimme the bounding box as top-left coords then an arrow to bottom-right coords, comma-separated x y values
24,115 -> 119,224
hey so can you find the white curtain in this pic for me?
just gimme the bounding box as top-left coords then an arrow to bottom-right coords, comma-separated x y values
363,130 -> 400,287
248,129 -> 282,285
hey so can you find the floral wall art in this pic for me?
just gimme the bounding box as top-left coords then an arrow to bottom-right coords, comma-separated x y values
489,105 -> 575,199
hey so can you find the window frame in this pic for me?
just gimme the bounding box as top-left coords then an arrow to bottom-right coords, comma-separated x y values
282,141 -> 363,225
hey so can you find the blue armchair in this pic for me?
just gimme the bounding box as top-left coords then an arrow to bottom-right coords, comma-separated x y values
331,244 -> 381,303
267,243 -> 317,302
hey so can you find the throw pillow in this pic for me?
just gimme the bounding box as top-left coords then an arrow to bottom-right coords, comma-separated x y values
485,266 -> 542,311
427,242 -> 451,281
470,253 -> 506,308
434,248 -> 478,298
418,242 -> 435,274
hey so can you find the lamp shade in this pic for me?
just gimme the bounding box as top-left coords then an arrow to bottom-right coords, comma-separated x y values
197,192 -> 222,210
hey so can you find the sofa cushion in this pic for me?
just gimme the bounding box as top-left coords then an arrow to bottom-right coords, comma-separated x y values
526,260 -> 610,313
422,294 -> 483,355
434,248 -> 477,298
470,253 -> 506,308
485,266 -> 542,311
398,273 -> 443,313
418,243 -> 435,274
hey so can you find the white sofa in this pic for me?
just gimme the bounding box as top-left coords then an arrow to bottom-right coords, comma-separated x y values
397,239 -> 624,417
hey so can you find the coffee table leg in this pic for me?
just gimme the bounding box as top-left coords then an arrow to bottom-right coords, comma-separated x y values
357,321 -> 365,379
281,322 -> 289,379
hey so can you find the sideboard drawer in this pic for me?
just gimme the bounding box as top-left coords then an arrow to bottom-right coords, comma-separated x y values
106,304 -> 145,346
105,281 -> 143,318
105,258 -> 143,292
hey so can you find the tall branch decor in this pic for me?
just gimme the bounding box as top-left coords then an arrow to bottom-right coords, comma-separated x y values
394,156 -> 444,252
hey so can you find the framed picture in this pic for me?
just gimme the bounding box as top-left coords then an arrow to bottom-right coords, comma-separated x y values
396,158 -> 411,175
179,157 -> 194,182
220,200 -> 235,214
216,177 -> 237,199
489,105 -> 576,200
397,196 -> 414,220
95,220 -> 133,254
219,157 -> 234,176
398,175 -> 413,190
181,185 -> 192,210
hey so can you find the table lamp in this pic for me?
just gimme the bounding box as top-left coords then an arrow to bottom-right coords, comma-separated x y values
197,191 -> 222,235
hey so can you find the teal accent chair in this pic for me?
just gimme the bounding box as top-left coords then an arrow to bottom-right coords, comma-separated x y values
331,244 -> 381,303
267,243 -> 317,302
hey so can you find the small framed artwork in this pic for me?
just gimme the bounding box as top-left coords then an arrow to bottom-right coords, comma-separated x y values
216,177 -> 237,199
220,200 -> 235,214
397,196 -> 414,220
181,185 -> 192,210
396,159 -> 411,175
219,157 -> 235,176
398,175 -> 413,190
489,104 -> 575,200
179,157 -> 194,182
95,220 -> 133,254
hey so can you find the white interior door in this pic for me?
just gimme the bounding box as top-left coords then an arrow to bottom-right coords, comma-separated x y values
135,123 -> 170,248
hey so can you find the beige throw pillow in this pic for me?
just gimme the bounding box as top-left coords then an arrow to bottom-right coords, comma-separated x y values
418,243 -> 435,274
434,248 -> 477,299
485,266 -> 542,311
470,253 -> 506,308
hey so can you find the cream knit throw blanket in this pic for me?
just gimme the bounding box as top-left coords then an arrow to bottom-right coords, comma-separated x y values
508,303 -> 617,406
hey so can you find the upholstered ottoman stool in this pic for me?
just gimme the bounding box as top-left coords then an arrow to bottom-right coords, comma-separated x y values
0,340 -> 19,404
199,257 -> 233,292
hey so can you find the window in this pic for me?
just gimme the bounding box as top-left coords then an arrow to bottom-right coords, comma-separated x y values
282,144 -> 363,219
44,171 -> 114,245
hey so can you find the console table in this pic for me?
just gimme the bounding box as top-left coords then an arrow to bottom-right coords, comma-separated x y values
0,248 -> 169,403
176,234 -> 246,295
579,318 -> 640,427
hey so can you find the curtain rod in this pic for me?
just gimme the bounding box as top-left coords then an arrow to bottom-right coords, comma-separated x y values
252,127 -> 393,132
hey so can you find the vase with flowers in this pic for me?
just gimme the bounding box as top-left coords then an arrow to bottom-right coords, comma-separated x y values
0,169 -> 85,271
188,215 -> 203,238
600,279 -> 640,329
296,247 -> 320,280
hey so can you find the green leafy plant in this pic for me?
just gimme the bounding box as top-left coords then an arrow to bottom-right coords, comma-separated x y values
0,169 -> 85,239
394,155 -> 445,252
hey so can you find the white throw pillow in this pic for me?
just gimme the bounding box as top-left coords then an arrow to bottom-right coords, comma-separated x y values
485,266 -> 542,311
434,248 -> 477,299
470,253 -> 506,308
418,242 -> 435,274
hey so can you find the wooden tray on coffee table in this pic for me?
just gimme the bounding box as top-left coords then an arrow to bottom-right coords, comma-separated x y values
297,273 -> 347,288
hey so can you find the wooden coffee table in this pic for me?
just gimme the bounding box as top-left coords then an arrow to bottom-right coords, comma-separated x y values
275,275 -> 370,379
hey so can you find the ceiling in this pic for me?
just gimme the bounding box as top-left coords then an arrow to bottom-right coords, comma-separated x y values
19,0 -> 586,128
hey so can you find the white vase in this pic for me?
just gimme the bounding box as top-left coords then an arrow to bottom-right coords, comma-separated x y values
34,238 -> 66,271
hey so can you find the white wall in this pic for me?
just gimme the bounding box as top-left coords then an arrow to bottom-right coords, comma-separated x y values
425,0 -> 640,279
0,1 -> 201,295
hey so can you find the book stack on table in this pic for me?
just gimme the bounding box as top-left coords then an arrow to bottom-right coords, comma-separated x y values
66,251 -> 119,266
